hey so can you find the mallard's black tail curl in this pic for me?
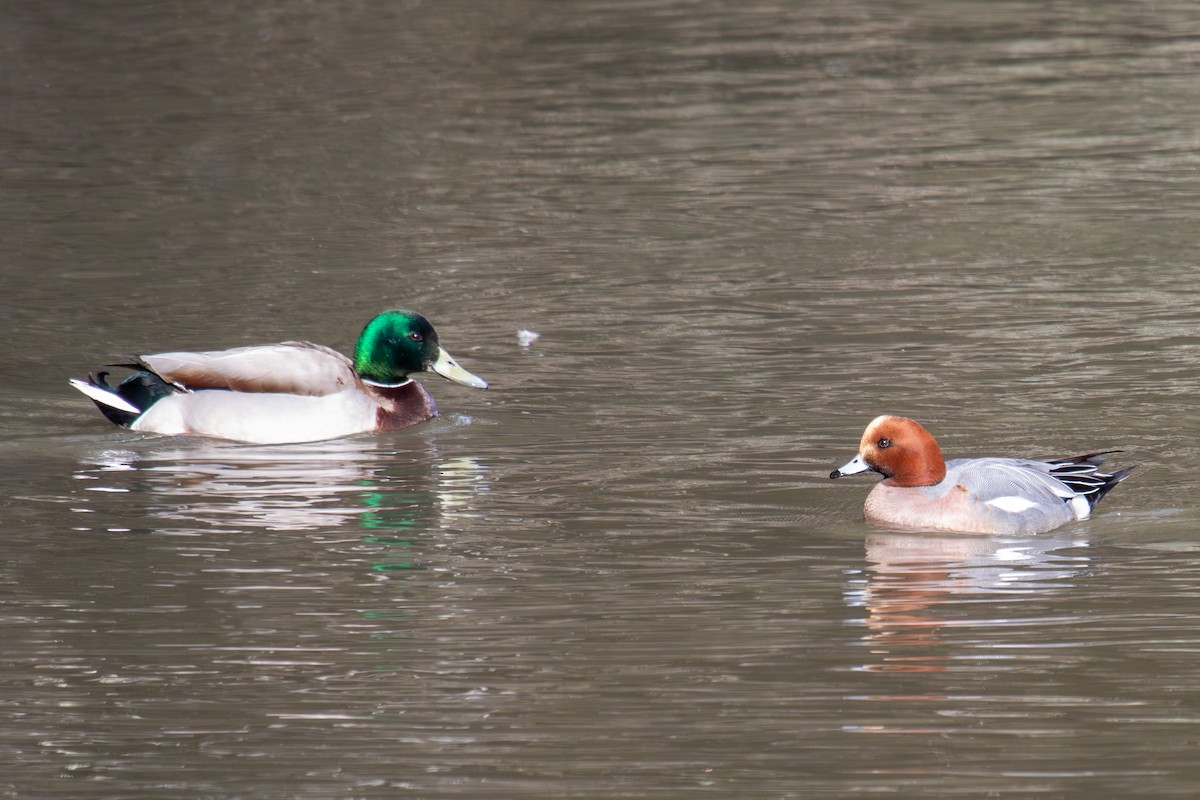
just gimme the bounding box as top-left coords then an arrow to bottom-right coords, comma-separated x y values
69,370 -> 177,428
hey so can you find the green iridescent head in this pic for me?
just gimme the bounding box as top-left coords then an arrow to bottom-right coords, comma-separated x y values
353,310 -> 488,389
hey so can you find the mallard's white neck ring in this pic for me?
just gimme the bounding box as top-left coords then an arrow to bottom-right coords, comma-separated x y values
361,377 -> 414,389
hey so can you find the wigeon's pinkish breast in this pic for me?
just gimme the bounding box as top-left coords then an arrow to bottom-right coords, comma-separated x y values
830,415 -> 1135,535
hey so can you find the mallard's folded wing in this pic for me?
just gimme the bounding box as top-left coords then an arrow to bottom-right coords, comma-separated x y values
126,341 -> 358,396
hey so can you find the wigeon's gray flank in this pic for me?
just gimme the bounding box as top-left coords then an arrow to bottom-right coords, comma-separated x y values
830,415 -> 1134,535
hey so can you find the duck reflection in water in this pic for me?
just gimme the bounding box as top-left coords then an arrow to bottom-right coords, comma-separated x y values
73,436 -> 489,533
846,530 -> 1088,674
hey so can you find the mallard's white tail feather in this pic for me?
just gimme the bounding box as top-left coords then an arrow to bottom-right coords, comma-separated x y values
69,378 -> 141,415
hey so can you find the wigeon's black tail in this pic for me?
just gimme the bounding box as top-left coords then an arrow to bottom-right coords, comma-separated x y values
1045,450 -> 1136,510
69,369 -> 176,428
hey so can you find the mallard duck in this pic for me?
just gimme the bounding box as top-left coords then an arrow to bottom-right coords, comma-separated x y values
69,309 -> 488,444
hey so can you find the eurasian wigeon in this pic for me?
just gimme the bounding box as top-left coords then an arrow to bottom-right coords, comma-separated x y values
829,415 -> 1134,534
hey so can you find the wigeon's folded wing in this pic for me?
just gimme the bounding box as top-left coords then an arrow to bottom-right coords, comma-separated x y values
947,454 -> 1135,516
122,341 -> 358,397
946,458 -> 1079,505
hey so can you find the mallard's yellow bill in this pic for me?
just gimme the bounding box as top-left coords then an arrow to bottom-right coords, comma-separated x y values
431,347 -> 488,389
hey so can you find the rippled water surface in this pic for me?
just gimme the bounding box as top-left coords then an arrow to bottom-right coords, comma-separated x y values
6,1 -> 1200,796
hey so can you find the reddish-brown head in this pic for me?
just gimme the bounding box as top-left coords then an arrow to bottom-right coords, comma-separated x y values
830,415 -> 947,487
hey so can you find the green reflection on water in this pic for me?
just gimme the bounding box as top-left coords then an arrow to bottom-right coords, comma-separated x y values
371,561 -> 421,572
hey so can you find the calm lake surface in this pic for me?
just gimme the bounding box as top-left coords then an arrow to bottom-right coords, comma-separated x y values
5,1 -> 1200,797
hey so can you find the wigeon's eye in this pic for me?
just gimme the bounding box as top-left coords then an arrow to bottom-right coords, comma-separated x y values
409,331 -> 423,342
877,437 -> 892,449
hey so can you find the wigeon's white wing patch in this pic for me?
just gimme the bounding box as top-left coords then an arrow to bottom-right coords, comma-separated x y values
985,496 -> 1039,514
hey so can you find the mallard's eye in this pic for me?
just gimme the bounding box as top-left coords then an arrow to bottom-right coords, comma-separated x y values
409,331 -> 423,342
877,437 -> 892,449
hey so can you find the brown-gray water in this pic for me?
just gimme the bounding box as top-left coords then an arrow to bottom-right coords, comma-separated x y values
5,1 -> 1200,797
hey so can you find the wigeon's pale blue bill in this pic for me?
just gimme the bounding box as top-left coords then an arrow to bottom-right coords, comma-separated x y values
830,453 -> 871,479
